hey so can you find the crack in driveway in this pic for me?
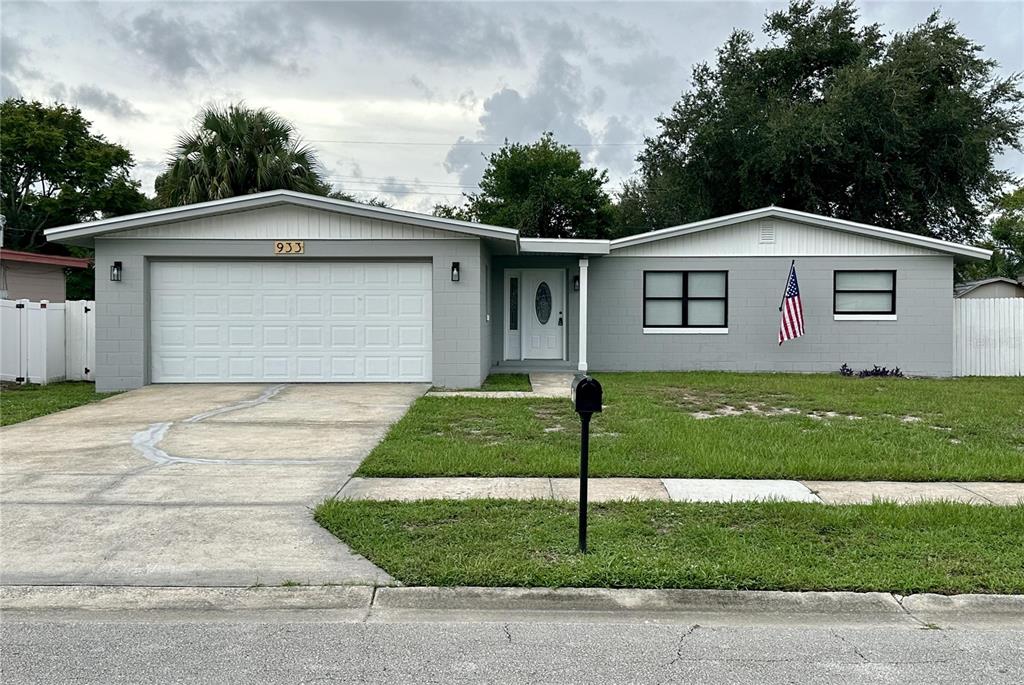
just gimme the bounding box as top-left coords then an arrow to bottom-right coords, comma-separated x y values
131,384 -> 336,466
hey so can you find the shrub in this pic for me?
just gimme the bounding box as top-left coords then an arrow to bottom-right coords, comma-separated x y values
839,363 -> 904,378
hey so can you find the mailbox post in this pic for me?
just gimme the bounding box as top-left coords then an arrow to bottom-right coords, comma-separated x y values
571,375 -> 602,553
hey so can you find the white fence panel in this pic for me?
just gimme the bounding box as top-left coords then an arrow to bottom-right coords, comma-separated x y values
64,300 -> 95,381
0,299 -> 95,384
1,299 -> 26,382
954,298 -> 1024,376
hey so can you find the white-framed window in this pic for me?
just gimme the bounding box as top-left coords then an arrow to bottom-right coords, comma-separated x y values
643,271 -> 728,328
833,270 -> 896,315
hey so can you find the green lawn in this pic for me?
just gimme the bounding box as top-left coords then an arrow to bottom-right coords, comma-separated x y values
315,499 -> 1024,594
480,373 -> 532,391
0,382 -> 117,426
357,372 -> 1024,481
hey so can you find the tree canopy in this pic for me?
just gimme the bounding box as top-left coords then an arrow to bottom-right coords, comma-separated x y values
436,133 -> 615,239
960,186 -> 1024,281
0,98 -> 150,251
619,0 -> 1024,243
155,104 -> 329,206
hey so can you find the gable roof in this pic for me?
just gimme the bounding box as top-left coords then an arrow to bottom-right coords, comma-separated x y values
44,189 -> 520,245
610,206 -> 992,261
954,276 -> 1024,297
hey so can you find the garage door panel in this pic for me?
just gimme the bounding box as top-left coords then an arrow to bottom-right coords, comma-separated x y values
261,294 -> 290,317
364,294 -> 391,317
150,261 -> 432,382
193,326 -> 221,347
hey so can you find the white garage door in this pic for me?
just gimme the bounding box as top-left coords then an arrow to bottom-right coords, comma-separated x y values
150,261 -> 432,382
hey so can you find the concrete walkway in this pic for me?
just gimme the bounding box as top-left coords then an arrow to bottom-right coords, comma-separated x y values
427,372 -> 575,398
339,477 -> 1024,505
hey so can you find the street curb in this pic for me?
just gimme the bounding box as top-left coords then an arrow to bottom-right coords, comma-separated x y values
372,587 -> 903,614
0,585 -> 374,612
3,585 -> 1023,618
898,593 -> 1024,614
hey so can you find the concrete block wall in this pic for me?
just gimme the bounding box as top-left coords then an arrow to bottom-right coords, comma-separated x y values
93,237 -> 486,391
587,255 -> 955,376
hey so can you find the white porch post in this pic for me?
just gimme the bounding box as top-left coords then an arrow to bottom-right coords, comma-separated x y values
577,258 -> 589,373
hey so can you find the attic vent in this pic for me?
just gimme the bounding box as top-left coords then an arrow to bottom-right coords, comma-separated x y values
758,221 -> 776,244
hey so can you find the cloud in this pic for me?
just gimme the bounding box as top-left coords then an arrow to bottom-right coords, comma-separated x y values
117,9 -> 210,79
521,17 -> 586,54
591,51 -> 679,89
307,2 -> 522,67
1,74 -> 21,99
408,75 -> 435,100
378,176 -> 413,196
1,34 -> 42,79
50,83 -> 143,119
594,115 -> 642,177
1,33 -> 39,97
115,6 -> 306,81
444,51 -> 597,187
583,11 -> 648,49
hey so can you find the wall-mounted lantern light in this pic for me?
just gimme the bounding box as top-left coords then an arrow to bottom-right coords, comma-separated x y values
451,262 -> 460,282
573,275 -> 580,291
110,261 -> 123,282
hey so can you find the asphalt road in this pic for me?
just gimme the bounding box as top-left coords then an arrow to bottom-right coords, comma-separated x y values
3,609 -> 1022,684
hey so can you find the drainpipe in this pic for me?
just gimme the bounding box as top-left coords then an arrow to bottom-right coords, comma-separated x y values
578,257 -> 588,373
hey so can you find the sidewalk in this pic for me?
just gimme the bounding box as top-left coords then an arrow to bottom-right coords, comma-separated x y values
338,476 -> 1024,505
427,372 -> 575,398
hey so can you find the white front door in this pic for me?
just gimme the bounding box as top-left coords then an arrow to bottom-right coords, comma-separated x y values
521,269 -> 564,360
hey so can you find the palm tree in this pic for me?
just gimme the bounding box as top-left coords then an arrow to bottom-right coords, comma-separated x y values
156,104 -> 328,206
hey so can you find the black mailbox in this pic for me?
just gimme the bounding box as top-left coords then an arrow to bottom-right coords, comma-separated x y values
572,375 -> 603,414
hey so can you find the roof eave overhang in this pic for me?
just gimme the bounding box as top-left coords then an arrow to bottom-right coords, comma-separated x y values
609,207 -> 993,261
44,190 -> 520,245
519,238 -> 610,256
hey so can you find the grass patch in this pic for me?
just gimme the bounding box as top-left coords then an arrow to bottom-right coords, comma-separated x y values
358,372 -> 1024,481
315,498 -> 1024,594
480,374 -> 532,392
0,382 -> 118,426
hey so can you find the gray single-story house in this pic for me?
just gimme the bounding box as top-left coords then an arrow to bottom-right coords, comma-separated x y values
45,190 -> 991,391
954,276 -> 1024,299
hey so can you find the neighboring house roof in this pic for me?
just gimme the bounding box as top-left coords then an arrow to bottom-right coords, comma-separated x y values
0,248 -> 91,268
954,277 -> 1024,298
43,190 -> 520,245
609,206 -> 992,261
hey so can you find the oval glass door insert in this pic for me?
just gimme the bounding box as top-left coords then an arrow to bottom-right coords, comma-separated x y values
535,282 -> 552,324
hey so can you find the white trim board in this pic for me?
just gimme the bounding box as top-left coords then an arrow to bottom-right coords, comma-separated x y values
643,327 -> 729,335
833,314 -> 898,321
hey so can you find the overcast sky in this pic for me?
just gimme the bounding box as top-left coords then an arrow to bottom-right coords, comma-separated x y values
2,0 -> 1022,213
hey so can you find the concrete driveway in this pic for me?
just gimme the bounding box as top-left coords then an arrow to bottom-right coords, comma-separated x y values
0,383 -> 426,587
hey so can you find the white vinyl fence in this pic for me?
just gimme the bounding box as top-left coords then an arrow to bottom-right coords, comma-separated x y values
953,298 -> 1024,377
0,299 -> 95,384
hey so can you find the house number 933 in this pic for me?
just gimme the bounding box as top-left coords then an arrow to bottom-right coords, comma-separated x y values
273,241 -> 305,254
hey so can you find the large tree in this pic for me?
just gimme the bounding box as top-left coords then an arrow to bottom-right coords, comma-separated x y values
436,133 -> 615,239
621,1 -> 1024,243
0,98 -> 150,252
155,104 -> 328,206
959,186 -> 1024,281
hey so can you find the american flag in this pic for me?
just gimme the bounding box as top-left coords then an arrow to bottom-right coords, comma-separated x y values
778,261 -> 805,345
